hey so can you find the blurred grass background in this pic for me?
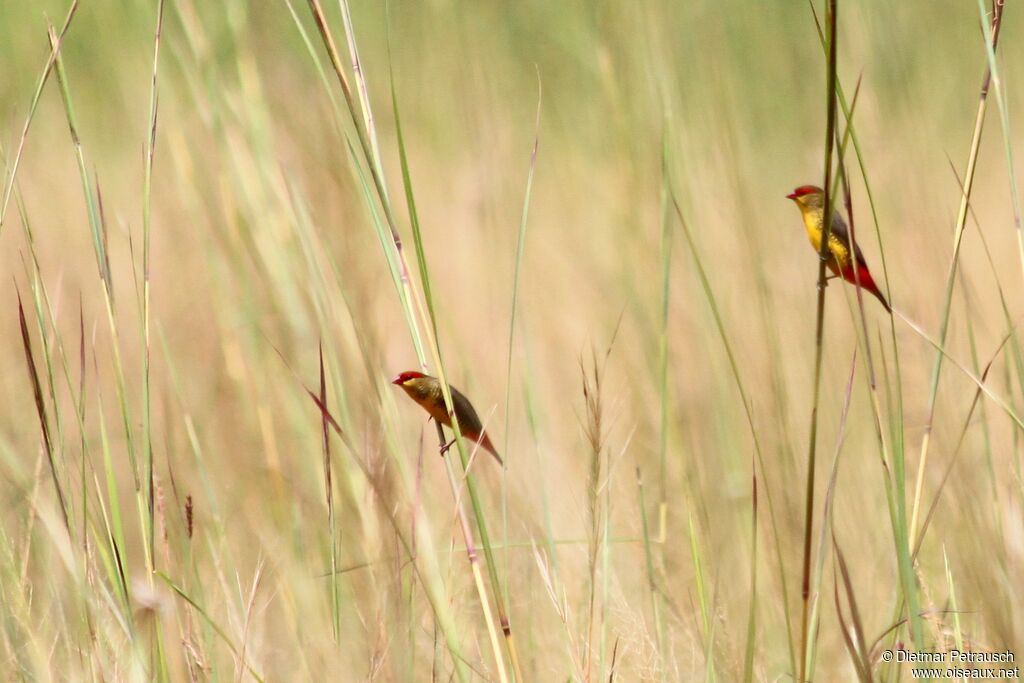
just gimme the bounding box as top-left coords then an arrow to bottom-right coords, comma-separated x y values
1,0 -> 1022,680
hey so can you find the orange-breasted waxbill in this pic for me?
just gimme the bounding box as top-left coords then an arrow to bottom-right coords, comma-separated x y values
786,184 -> 891,313
391,371 -> 503,465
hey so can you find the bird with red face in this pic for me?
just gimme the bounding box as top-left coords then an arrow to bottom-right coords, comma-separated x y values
786,184 -> 891,313
391,371 -> 503,465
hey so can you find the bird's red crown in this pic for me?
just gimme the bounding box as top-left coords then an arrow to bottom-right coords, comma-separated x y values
392,370 -> 427,385
786,185 -> 823,200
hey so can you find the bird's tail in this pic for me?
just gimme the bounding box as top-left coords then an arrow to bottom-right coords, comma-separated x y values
870,284 -> 891,314
845,263 -> 891,313
479,432 -> 504,466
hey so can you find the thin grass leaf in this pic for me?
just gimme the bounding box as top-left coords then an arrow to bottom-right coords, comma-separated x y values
742,461 -> 758,683
799,0 -> 841,675
657,131 -> 673,549
896,311 -> 1024,432
388,33 -> 518,682
832,574 -> 872,683
94,405 -> 132,619
139,0 -> 166,581
17,288 -> 70,534
943,548 -> 964,652
504,72 -> 542,454
834,538 -> 872,681
668,188 -> 792,679
288,353 -> 471,682
0,0 -> 79,228
501,77 -> 541,631
912,0 -> 1005,573
975,0 -> 1023,282
702,584 -> 718,683
637,467 -> 666,679
48,24 -> 110,291
805,351 -> 857,681
687,510 -> 714,679
319,344 -> 341,641
912,328 -> 1012,560
156,572 -> 266,683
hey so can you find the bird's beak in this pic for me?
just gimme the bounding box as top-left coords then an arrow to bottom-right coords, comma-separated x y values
390,375 -> 404,385
785,191 -> 798,201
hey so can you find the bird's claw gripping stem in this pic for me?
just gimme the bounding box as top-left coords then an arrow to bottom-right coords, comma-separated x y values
439,439 -> 454,456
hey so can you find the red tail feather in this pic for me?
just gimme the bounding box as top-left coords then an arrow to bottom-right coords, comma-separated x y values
841,264 -> 891,313
478,432 -> 503,465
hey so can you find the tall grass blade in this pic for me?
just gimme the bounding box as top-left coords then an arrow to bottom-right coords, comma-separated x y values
0,0 -> 79,228
975,0 -> 1023,282
912,0 -> 1005,554
799,0 -> 840,677
669,184 -> 793,677
319,344 -> 341,641
742,462 -> 758,683
637,467 -> 666,679
140,0 -> 166,577
389,34 -> 518,682
17,289 -> 70,534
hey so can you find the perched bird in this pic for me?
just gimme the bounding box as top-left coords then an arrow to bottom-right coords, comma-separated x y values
391,371 -> 503,465
786,184 -> 891,313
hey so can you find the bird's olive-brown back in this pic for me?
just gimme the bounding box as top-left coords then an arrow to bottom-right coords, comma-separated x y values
403,377 -> 484,436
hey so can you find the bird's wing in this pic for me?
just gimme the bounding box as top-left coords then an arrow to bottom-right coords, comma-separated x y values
828,210 -> 869,266
450,386 -> 485,435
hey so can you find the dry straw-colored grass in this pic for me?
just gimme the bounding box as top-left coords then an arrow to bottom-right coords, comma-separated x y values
0,0 -> 1022,680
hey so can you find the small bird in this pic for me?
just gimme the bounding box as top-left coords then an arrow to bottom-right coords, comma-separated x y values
786,184 -> 891,313
391,371 -> 503,465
